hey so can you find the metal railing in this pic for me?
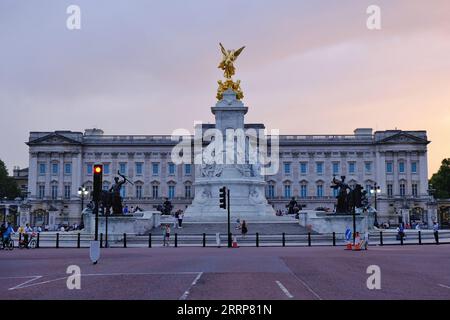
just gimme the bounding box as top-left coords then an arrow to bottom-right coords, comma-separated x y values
5,230 -> 449,249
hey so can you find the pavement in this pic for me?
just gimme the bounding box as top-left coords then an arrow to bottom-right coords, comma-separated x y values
1,245 -> 450,300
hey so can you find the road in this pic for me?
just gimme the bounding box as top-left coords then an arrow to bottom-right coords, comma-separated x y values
1,245 -> 449,300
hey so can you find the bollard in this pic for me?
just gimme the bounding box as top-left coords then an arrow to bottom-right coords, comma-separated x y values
202,233 -> 206,247
123,233 -> 127,248
19,233 -> 22,245
435,231 -> 439,245
77,233 -> 81,248
36,233 -> 40,248
175,233 -> 178,248
308,232 -> 311,247
100,233 -> 103,248
256,232 -> 259,247
418,231 -> 422,245
400,233 -> 404,245
332,232 -> 336,246
282,232 -> 286,247
148,233 -> 152,248
380,231 -> 383,246
56,233 -> 60,248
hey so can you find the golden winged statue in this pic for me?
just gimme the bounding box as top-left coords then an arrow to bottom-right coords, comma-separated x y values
218,43 -> 245,79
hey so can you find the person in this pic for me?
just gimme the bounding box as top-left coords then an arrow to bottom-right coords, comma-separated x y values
241,220 -> 248,239
178,210 -> 184,228
23,223 -> 33,247
235,218 -> 241,230
2,223 -> 14,248
415,223 -> 421,230
0,223 -> 5,241
123,205 -> 129,215
37,225 -> 42,233
396,223 -> 405,241
174,210 -> 180,228
163,224 -> 171,247
433,221 -> 439,243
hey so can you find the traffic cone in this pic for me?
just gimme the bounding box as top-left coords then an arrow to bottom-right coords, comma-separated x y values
353,243 -> 361,251
232,235 -> 239,248
345,242 -> 352,250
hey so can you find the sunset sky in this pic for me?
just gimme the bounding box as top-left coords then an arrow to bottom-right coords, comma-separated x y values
0,0 -> 449,177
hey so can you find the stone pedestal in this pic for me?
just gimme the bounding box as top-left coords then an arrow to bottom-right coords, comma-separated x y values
185,89 -> 275,221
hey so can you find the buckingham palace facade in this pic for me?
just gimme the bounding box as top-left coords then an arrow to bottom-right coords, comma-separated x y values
23,126 -> 432,228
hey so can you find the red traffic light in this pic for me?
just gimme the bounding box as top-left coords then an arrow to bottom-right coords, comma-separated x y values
94,165 -> 102,174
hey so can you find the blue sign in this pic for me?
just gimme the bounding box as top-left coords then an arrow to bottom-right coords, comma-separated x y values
345,228 -> 352,241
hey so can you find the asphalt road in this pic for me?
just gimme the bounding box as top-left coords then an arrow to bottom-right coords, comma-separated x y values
1,245 -> 449,300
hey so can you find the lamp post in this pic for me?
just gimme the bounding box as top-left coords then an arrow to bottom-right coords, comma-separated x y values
370,183 -> 381,227
78,186 -> 89,212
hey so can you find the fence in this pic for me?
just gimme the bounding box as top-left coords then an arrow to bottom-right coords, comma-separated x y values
6,230 -> 450,249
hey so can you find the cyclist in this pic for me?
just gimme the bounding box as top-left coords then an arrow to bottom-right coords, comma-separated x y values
2,223 -> 14,248
23,223 -> 33,247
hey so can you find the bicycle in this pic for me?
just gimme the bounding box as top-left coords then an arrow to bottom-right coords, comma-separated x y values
19,232 -> 37,249
1,237 -> 14,250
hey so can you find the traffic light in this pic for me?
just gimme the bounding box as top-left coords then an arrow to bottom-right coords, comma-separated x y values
92,164 -> 103,202
219,186 -> 227,209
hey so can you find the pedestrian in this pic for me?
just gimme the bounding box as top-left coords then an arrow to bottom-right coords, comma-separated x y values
164,224 -> 171,247
241,220 -> 248,239
235,218 -> 241,230
433,221 -> 439,243
174,210 -> 180,228
178,210 -> 184,228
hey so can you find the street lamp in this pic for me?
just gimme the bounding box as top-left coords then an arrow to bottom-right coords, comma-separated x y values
370,183 -> 381,227
78,186 -> 89,212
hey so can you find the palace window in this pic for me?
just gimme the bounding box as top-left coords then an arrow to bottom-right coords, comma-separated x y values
332,162 -> 340,175
64,185 -> 71,200
39,163 -> 46,175
185,164 -> 191,176
284,184 -> 291,198
300,163 -> 307,174
38,185 -> 45,199
52,163 -> 59,175
120,186 -> 126,198
152,163 -> 159,176
168,185 -> 175,199
412,183 -> 418,197
365,162 -> 372,174
399,162 -> 405,173
348,162 -> 355,174
185,185 -> 192,198
168,163 -> 175,175
51,185 -> 58,200
284,162 -> 291,175
386,162 -> 393,173
87,164 -> 93,175
387,184 -> 393,197
300,184 -> 307,198
400,183 -> 406,197
316,162 -> 323,174
152,185 -> 159,199
135,185 -> 143,199
103,164 -> 110,175
136,162 -> 143,176
316,184 -> 324,198
64,163 -> 72,175
267,184 -> 275,198
119,163 -> 127,175
411,162 -> 417,174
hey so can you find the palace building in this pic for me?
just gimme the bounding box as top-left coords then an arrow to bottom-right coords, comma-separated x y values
22,125 -> 432,228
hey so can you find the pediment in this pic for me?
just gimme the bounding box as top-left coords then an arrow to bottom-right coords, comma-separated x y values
28,133 -> 82,146
378,132 -> 428,145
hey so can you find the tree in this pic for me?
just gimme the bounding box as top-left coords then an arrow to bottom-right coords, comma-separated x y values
429,158 -> 450,199
0,159 -> 21,200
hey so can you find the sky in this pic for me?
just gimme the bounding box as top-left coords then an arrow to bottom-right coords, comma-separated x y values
0,0 -> 449,177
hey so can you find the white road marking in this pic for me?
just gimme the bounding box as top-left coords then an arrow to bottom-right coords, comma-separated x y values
275,280 -> 293,298
179,272 -> 203,300
8,276 -> 42,290
438,284 -> 450,289
8,272 -> 202,291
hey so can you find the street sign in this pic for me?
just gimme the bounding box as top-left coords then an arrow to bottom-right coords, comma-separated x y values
345,228 -> 352,242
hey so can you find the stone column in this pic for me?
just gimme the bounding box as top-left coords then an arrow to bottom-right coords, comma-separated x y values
28,152 -> 38,199
419,151 -> 428,196
58,152 -> 64,199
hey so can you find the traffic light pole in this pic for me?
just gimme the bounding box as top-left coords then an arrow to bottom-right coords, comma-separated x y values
227,189 -> 231,248
94,200 -> 99,241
